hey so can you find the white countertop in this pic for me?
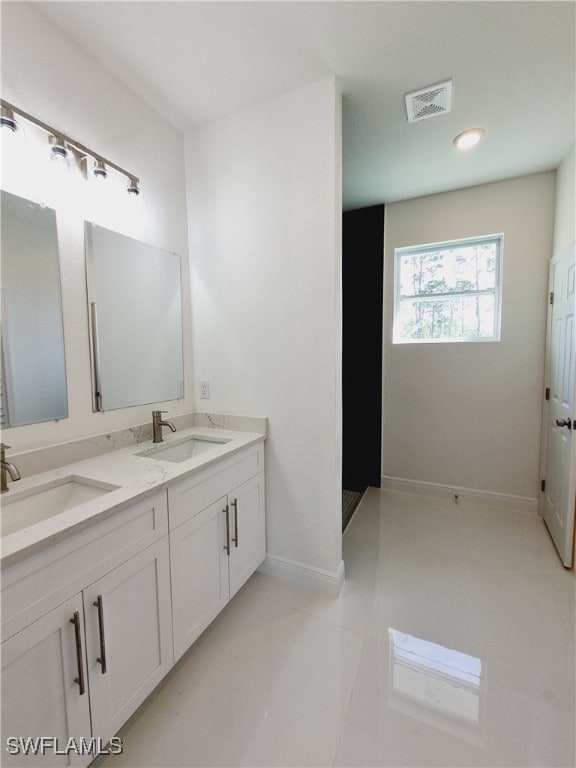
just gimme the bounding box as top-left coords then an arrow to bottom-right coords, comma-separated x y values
1,426 -> 264,566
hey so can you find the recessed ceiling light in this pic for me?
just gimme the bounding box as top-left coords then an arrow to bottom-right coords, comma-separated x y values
453,128 -> 485,150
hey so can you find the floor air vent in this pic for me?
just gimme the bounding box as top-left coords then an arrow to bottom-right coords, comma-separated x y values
405,80 -> 453,122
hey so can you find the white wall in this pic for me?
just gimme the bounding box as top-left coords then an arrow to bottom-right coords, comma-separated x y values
553,146 -> 575,255
1,3 -> 192,451
185,77 -> 343,581
382,173 -> 556,500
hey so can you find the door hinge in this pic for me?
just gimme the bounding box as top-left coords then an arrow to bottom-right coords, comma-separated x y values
545,387 -> 550,400
540,479 -> 546,492
549,291 -> 554,305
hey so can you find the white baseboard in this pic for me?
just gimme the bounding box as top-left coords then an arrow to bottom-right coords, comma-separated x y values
381,475 -> 538,513
258,554 -> 345,595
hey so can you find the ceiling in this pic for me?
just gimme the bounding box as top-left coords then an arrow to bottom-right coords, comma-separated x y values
36,1 -> 575,209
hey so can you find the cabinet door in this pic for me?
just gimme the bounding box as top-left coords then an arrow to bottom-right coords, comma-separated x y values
228,471 -> 266,598
83,537 -> 173,745
170,496 -> 230,662
1,594 -> 92,767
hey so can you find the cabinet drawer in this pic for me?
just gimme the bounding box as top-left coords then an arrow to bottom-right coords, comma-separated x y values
1,490 -> 168,641
169,443 -> 264,530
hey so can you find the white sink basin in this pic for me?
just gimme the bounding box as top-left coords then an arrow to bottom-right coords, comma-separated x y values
137,436 -> 230,463
1,477 -> 120,538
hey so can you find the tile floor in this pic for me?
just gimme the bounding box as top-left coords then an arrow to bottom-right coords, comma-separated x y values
96,488 -> 575,767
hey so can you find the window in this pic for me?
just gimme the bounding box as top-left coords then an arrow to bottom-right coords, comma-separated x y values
393,235 -> 502,344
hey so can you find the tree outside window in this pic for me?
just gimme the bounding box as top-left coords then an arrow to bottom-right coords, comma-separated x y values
394,236 -> 502,344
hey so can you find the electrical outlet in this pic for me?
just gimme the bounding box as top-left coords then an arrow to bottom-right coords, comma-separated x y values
200,380 -> 210,400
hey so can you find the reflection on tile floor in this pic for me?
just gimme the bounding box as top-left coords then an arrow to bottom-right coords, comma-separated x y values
96,488 -> 575,767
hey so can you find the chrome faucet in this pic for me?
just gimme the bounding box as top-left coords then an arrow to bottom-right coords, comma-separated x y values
152,411 -> 177,443
1,443 -> 21,493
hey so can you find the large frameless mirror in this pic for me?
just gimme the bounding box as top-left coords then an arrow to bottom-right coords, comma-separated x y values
85,223 -> 184,412
1,190 -> 68,427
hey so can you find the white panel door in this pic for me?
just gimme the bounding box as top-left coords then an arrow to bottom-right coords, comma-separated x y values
228,472 -> 266,598
170,496 -> 230,662
83,537 -> 173,744
1,594 -> 92,767
541,246 -> 576,566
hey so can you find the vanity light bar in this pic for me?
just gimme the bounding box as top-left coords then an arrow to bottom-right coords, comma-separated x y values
0,99 -> 140,194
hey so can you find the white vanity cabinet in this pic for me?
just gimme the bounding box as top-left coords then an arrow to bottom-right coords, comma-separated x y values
1,491 -> 173,765
1,436 -> 266,764
82,536 -> 173,746
169,443 -> 265,661
170,495 -> 230,661
227,472 -> 266,599
1,594 -> 92,767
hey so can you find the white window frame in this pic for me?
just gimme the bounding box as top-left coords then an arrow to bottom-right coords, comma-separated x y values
393,234 -> 503,344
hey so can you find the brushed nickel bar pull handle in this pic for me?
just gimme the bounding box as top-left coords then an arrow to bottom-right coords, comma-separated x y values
231,498 -> 239,548
93,595 -> 107,674
223,504 -> 230,555
90,302 -> 102,412
70,612 -> 86,695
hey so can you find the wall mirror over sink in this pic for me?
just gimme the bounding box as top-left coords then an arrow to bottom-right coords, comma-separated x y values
85,223 -> 184,412
0,190 -> 68,427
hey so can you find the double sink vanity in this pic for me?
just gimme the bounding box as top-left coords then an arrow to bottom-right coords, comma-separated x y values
1,413 -> 266,766
0,189 -> 267,764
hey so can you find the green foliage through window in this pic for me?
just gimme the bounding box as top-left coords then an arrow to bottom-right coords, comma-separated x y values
394,236 -> 502,343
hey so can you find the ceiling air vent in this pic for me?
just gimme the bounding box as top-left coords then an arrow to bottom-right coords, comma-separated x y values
405,80 -> 453,123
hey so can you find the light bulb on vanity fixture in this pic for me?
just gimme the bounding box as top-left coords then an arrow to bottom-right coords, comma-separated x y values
49,133 -> 69,159
1,106 -> 18,132
92,159 -> 108,180
49,133 -> 74,175
127,177 -> 140,196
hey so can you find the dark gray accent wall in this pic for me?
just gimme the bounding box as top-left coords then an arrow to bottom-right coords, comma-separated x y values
342,204 -> 384,492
